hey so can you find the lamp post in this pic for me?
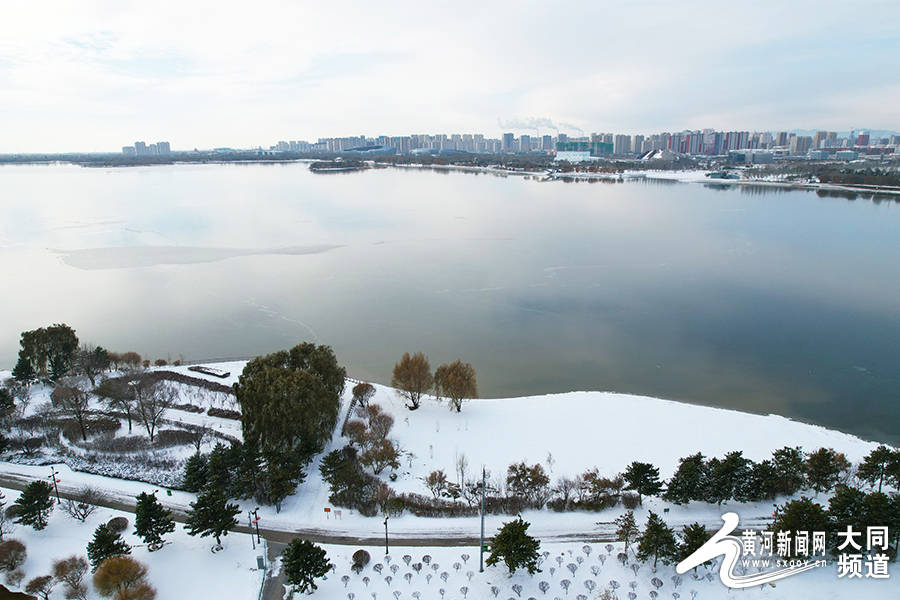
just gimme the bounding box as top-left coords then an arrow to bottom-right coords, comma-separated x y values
248,511 -> 256,550
479,466 -> 486,572
252,507 -> 261,545
383,515 -> 389,555
48,466 -> 61,503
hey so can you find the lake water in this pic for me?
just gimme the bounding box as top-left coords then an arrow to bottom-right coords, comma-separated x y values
1,163 -> 898,444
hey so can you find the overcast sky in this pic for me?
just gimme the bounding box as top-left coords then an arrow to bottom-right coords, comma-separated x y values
1,0 -> 898,152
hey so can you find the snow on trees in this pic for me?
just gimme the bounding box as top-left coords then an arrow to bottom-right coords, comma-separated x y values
281,539 -> 332,594
184,486 -> 240,549
87,524 -> 131,571
13,481 -> 54,531
486,518 -> 541,575
134,492 -> 175,549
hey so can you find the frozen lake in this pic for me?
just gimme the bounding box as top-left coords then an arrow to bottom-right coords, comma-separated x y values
1,162 -> 898,443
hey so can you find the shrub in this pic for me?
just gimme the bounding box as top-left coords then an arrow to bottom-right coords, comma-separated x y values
25,574 -> 55,599
352,382 -> 376,408
172,403 -> 204,414
621,492 -> 641,510
63,417 -> 121,443
153,429 -> 196,448
153,360 -> 167,367
207,408 -> 241,420
87,436 -> 149,453
351,549 -> 370,574
52,555 -> 89,600
5,568 -> 24,587
395,493 -> 478,518
93,556 -> 152,598
0,539 -> 27,571
385,497 -> 406,517
63,487 -> 102,522
107,517 -> 129,533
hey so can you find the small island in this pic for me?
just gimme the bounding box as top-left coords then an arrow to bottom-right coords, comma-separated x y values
309,159 -> 368,173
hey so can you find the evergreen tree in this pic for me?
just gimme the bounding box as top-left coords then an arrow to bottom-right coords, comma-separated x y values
45,324 -> 79,380
805,448 -> 850,494
13,480 -> 54,530
181,453 -> 208,493
184,487 -> 240,547
281,539 -> 332,593
614,510 -> 639,556
263,448 -> 306,512
235,343 -> 345,455
636,510 -> 678,571
11,356 -> 35,383
772,497 -> 829,558
771,446 -> 806,496
663,453 -> 707,504
134,492 -> 175,548
486,517 -> 541,575
87,524 -> 131,571
678,523 -> 712,570
857,446 -> 899,493
205,442 -> 241,496
319,446 -> 375,511
704,452 -> 751,506
741,459 -> 780,502
623,462 -> 662,504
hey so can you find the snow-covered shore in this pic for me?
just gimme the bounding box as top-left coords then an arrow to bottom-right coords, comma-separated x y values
3,361 -> 885,541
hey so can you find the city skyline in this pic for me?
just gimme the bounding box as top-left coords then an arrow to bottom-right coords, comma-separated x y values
1,1 -> 899,152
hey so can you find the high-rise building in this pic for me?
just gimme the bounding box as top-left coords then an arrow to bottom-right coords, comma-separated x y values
813,131 -> 828,149
542,135 -> 552,151
613,134 -> 631,155
134,141 -> 148,155
632,135 -> 645,155
790,135 -> 813,155
856,132 -> 870,146
519,134 -> 531,152
502,133 -> 515,153
775,131 -> 788,146
156,141 -> 171,154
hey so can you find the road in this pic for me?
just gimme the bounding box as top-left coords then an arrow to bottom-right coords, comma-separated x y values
0,472 -> 774,599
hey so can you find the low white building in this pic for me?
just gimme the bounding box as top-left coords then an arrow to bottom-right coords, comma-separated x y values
554,150 -> 597,163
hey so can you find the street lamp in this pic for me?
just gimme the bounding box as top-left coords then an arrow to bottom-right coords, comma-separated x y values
383,515 -> 389,555
247,511 -> 256,550
48,466 -> 61,503
252,507 -> 261,545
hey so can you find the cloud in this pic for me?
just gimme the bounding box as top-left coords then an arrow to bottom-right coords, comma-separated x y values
0,1 -> 898,151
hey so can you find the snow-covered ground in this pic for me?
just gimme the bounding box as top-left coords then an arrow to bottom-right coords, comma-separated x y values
309,540 -> 899,600
2,361 -> 886,541
2,361 -> 896,597
0,486 -> 264,599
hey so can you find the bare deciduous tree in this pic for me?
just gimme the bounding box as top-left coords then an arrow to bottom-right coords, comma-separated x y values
63,487 -> 102,522
132,377 -> 176,442
51,378 -> 91,442
74,344 -> 110,387
434,360 -> 477,413
94,377 -> 137,433
391,352 -> 433,410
